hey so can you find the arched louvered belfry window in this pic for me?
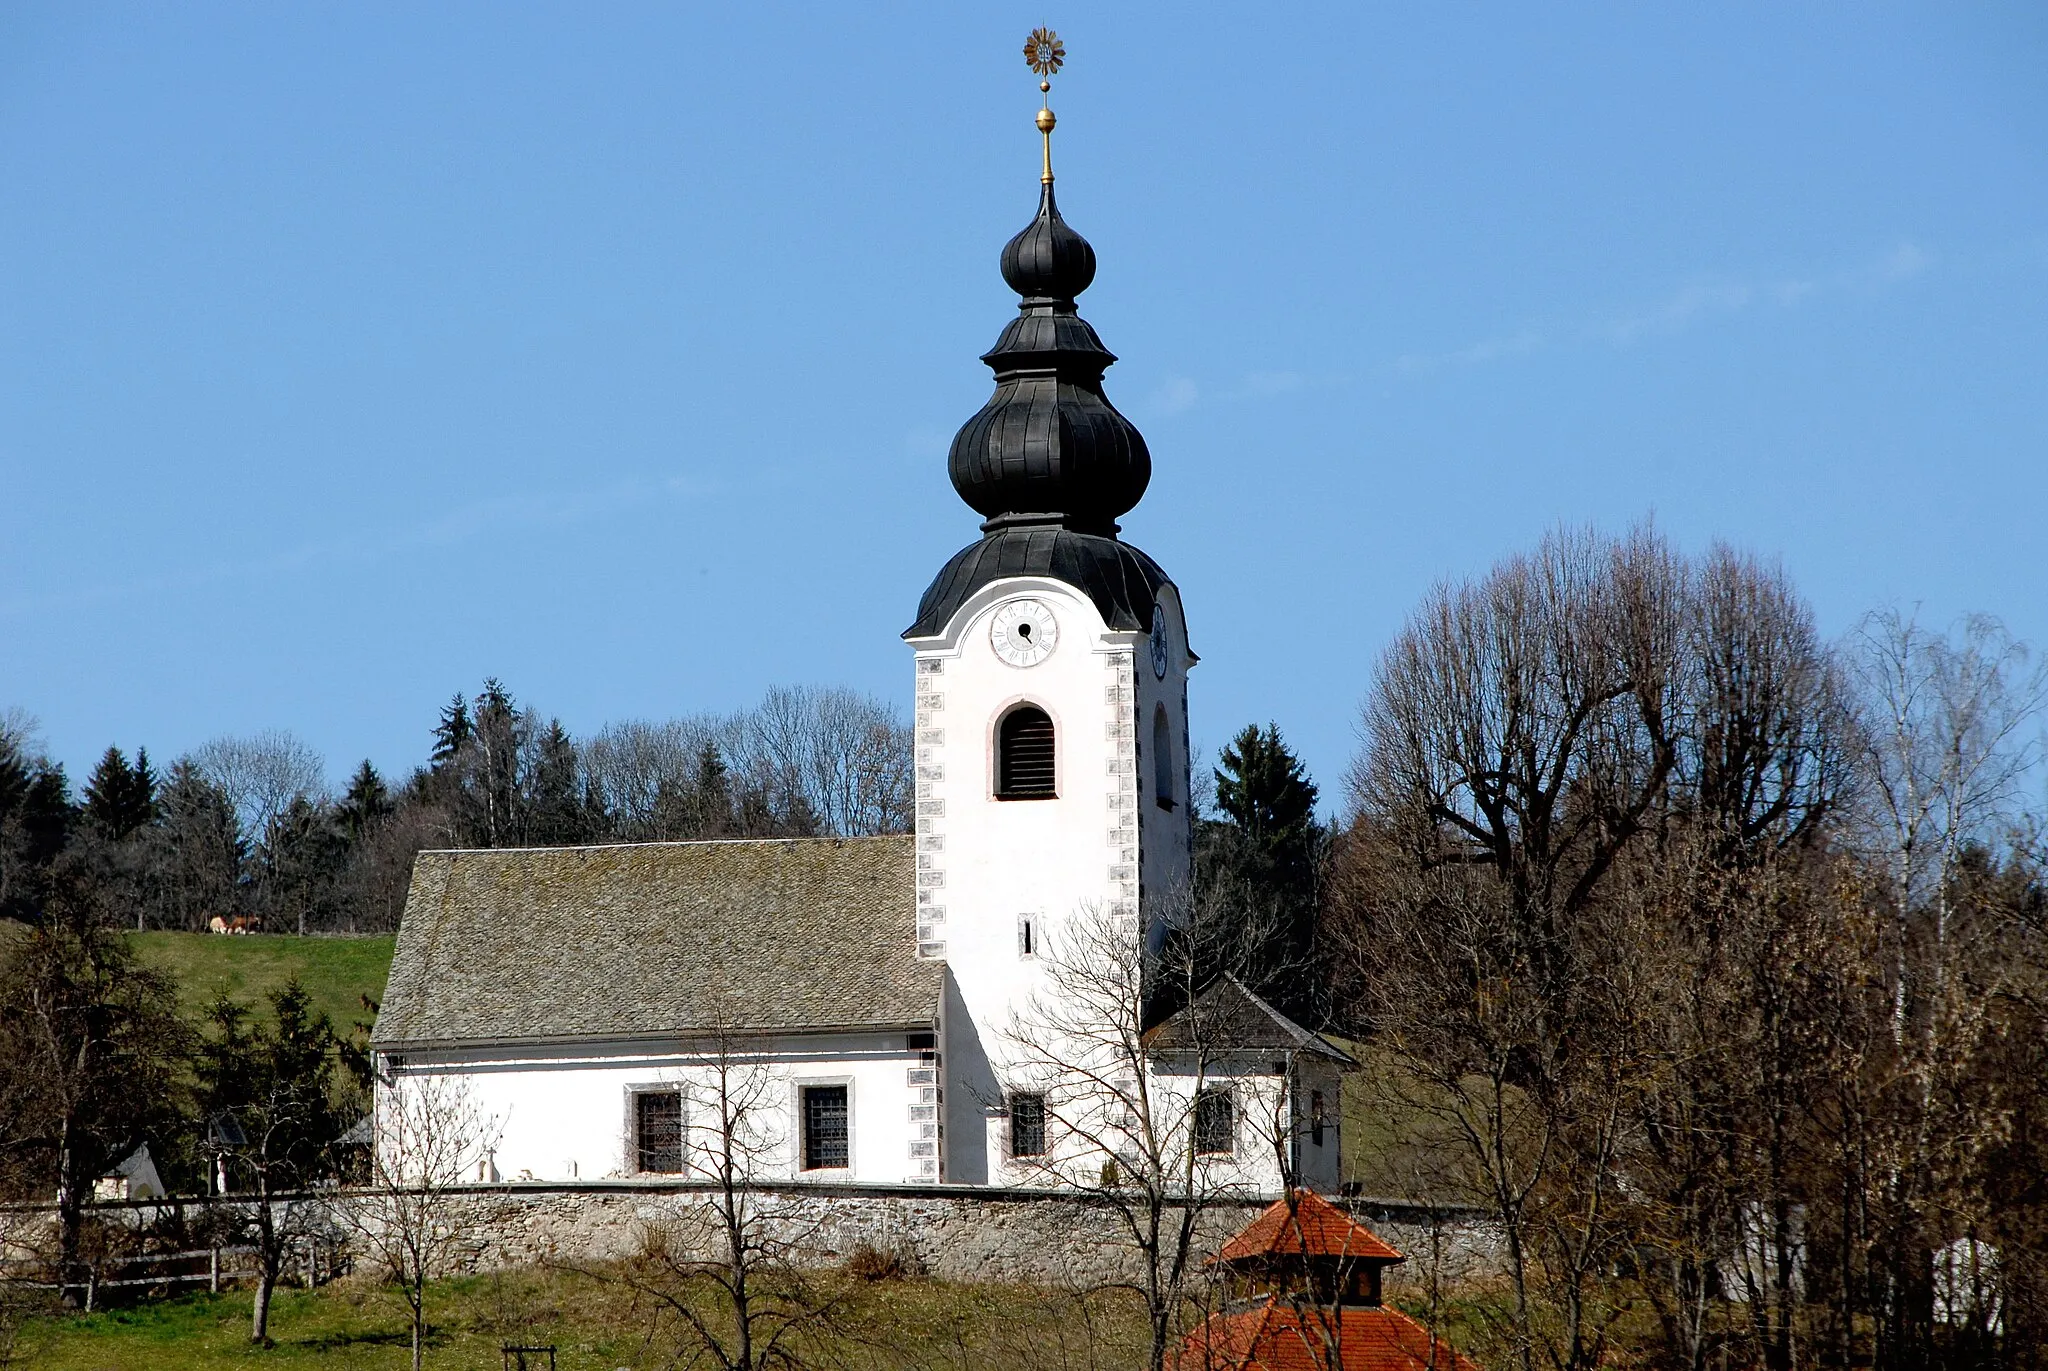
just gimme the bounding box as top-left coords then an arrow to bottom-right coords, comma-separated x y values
997,705 -> 1057,800
1152,703 -> 1175,811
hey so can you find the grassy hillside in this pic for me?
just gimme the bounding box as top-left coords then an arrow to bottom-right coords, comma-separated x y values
8,1267 -> 1154,1371
1335,1036 -> 1482,1202
130,931 -> 394,1033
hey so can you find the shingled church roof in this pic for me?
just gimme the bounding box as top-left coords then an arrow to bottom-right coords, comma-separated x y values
372,836 -> 936,1049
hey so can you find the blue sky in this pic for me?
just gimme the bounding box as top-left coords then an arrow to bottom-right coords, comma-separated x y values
3,4 -> 2045,810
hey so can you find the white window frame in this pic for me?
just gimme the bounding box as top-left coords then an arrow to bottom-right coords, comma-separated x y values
625,1083 -> 688,1176
793,1076 -> 855,1175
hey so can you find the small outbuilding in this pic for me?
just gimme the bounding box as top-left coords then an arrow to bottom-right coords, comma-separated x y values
1181,1190 -> 1481,1371
93,1143 -> 165,1202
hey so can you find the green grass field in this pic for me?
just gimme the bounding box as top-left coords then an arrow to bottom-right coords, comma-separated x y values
130,931 -> 395,1034
5,1267 -> 1154,1371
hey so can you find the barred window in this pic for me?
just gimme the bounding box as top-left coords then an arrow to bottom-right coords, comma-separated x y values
635,1089 -> 684,1174
1009,1093 -> 1047,1158
802,1085 -> 850,1170
996,706 -> 1056,799
1193,1087 -> 1235,1156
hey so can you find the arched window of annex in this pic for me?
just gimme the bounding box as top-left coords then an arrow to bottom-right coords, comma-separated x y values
996,703 -> 1057,800
1152,703 -> 1175,811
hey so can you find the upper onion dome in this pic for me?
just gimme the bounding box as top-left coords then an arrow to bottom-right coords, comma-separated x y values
1000,185 -> 1097,301
946,184 -> 1151,536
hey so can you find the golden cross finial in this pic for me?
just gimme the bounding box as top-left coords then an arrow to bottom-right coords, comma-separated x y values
1024,27 -> 1064,184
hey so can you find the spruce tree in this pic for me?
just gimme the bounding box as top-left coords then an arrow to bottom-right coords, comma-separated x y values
524,719 -> 584,844
154,760 -> 245,931
430,695 -> 471,771
196,979 -> 351,1343
1198,724 -> 1326,1021
82,746 -> 155,840
0,726 -> 73,921
337,760 -> 392,843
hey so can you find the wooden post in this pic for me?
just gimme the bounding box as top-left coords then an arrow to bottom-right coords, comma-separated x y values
209,1244 -> 220,1293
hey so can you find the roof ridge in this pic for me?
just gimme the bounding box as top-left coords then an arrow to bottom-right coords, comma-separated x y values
417,834 -> 913,856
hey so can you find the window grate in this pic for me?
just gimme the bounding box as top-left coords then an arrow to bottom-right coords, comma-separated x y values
803,1085 -> 849,1170
635,1090 -> 684,1174
1009,1093 -> 1047,1158
997,707 -> 1056,799
1193,1087 -> 1235,1156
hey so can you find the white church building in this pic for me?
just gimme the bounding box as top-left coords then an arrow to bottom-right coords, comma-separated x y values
371,96 -> 1350,1199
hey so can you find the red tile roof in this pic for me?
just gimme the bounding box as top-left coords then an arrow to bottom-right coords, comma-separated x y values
1178,1300 -> 1481,1371
1214,1191 -> 1405,1265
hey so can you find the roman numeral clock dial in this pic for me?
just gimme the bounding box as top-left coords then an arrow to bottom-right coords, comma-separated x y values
991,598 -> 1058,667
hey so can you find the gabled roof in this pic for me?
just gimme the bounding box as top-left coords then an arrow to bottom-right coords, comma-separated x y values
1143,975 -> 1355,1063
373,836 -> 937,1049
1215,1191 -> 1405,1266
1179,1301 -> 1482,1371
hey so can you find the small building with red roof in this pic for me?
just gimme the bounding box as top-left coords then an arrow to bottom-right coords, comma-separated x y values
1179,1191 -> 1483,1371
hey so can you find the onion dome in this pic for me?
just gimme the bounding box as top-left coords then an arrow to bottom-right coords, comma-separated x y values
1000,184 -> 1097,301
946,184 -> 1151,537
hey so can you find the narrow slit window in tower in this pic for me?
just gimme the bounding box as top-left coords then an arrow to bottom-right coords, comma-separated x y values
997,706 -> 1057,799
1152,703 -> 1174,811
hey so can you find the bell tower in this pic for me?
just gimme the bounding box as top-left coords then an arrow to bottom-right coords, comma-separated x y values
904,34 -> 1195,1183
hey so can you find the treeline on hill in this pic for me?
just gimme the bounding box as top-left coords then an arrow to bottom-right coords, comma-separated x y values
0,683 -> 916,936
1319,526 -> 2048,1371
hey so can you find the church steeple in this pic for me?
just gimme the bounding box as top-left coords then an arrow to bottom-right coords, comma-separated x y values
906,29 -> 1175,641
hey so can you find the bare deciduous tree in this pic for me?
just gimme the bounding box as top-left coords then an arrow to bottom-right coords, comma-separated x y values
349,1073 -> 503,1371
590,1025 -> 848,1371
1850,608 -> 2045,1037
735,685 -> 913,838
190,731 -> 327,845
1002,896 -> 1279,1371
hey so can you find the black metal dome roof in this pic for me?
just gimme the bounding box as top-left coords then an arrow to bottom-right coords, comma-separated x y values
946,183 -> 1150,537
910,174 -> 1175,640
906,526 -> 1171,640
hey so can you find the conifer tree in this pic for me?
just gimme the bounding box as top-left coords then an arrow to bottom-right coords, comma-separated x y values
0,722 -> 72,922
429,695 -> 471,771
1198,724 -> 1325,1019
524,719 -> 585,844
152,760 -> 245,931
196,979 -> 352,1343
337,760 -> 391,843
0,858 -> 189,1292
82,746 -> 155,840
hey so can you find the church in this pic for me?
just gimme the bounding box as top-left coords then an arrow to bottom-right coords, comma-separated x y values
371,58 -> 1350,1198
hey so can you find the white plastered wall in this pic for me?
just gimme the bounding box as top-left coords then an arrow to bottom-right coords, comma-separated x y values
376,1032 -> 928,1185
908,575 -> 1195,1185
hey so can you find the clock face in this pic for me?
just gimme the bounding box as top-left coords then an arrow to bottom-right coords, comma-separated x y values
1150,610 -> 1170,679
991,599 -> 1059,668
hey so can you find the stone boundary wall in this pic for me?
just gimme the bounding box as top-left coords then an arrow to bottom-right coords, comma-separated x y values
2,1182 -> 1502,1292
